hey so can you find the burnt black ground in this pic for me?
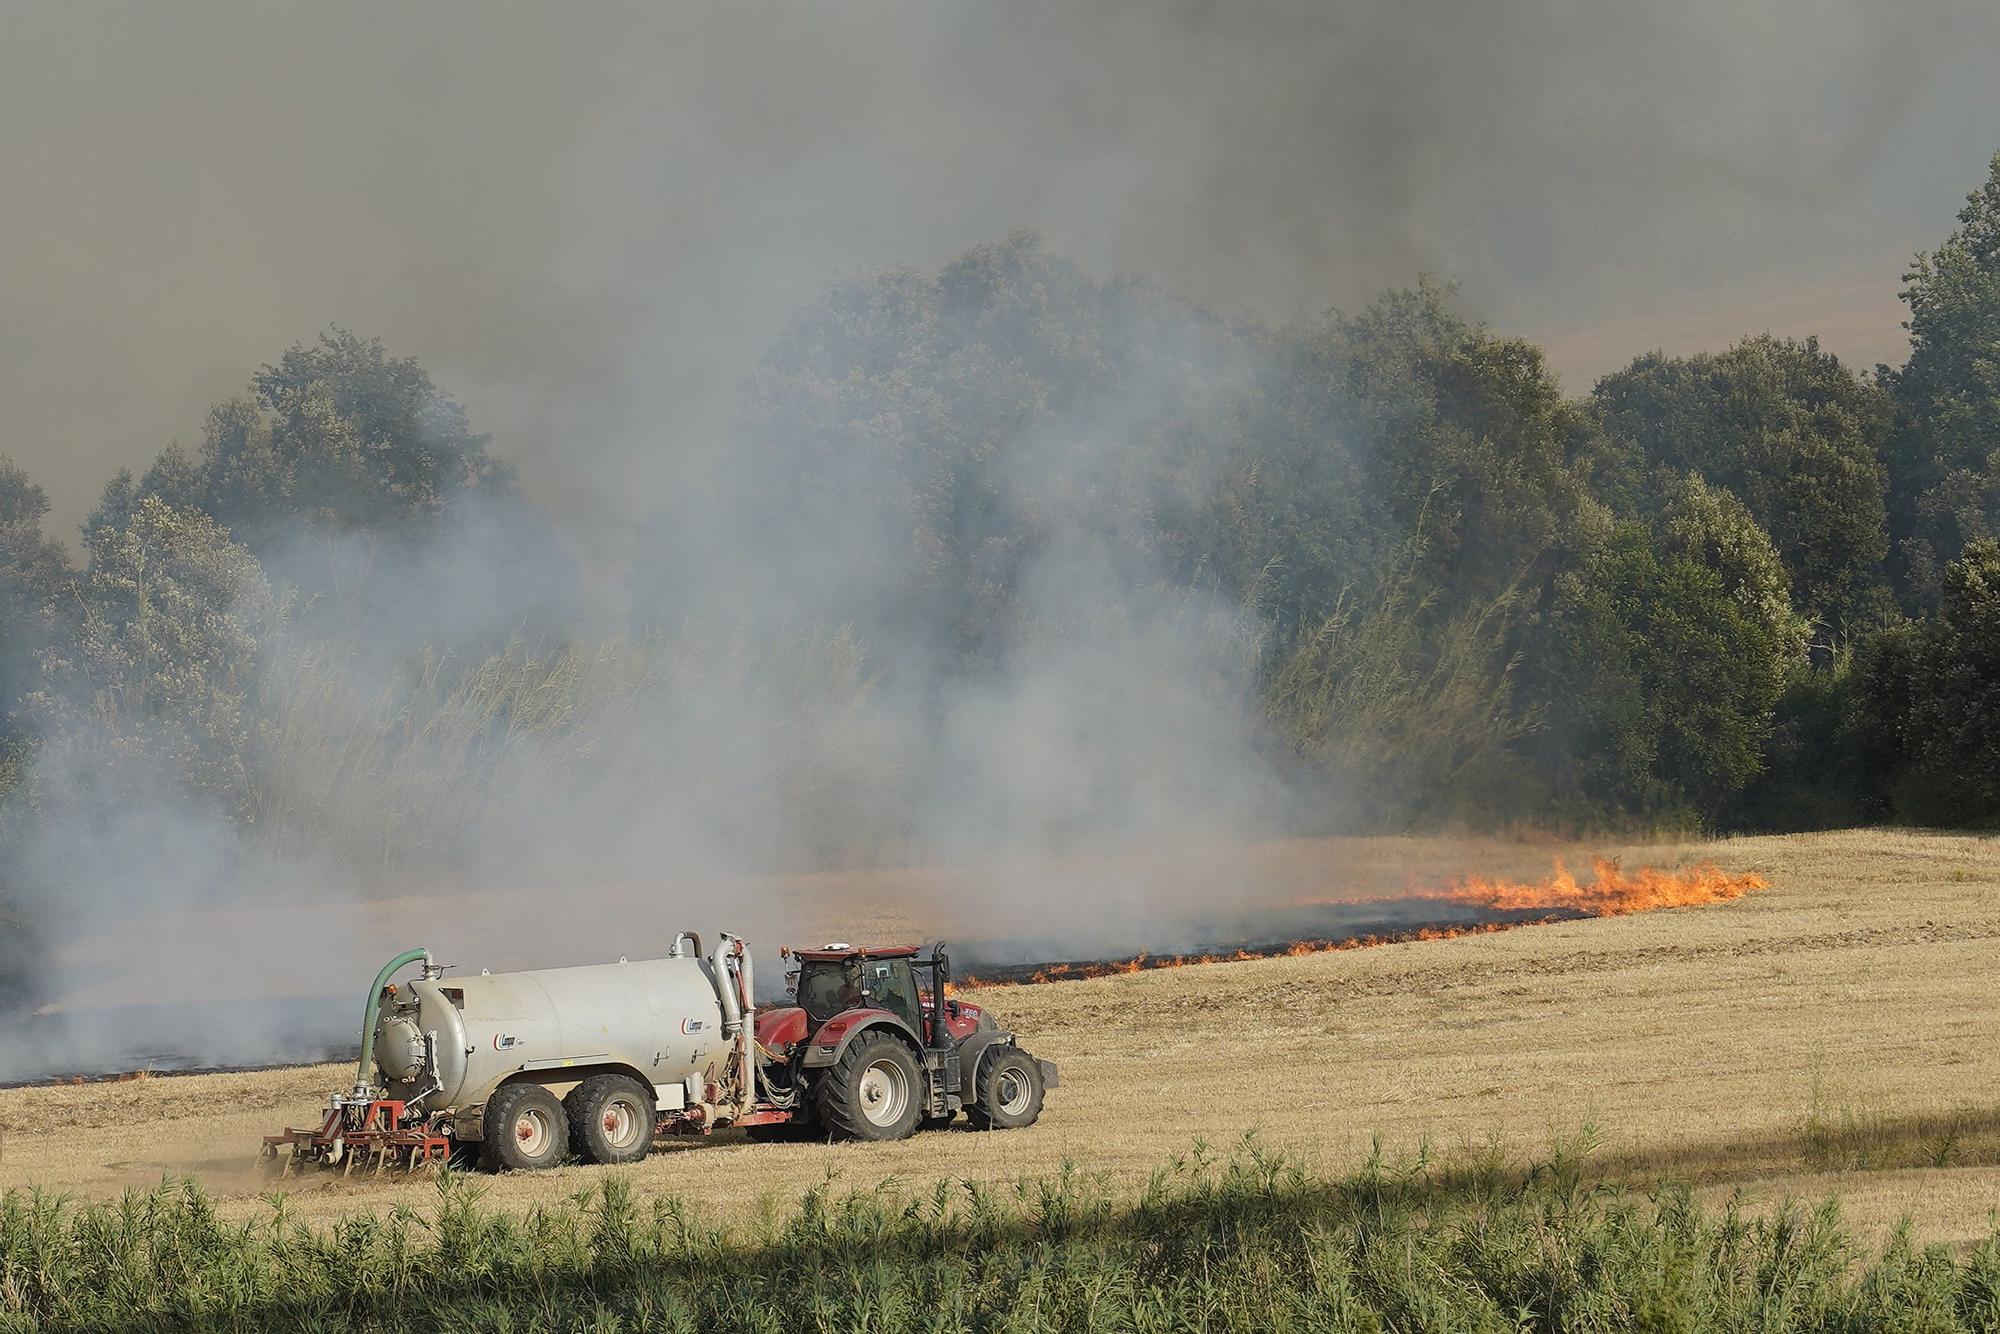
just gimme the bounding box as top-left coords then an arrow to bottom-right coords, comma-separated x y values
948,899 -> 1584,984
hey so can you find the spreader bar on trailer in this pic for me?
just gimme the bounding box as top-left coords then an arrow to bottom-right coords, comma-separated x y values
262,1096 -> 451,1176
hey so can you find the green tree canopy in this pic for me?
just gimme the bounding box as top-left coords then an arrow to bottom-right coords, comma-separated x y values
1531,478 -> 1803,819
89,330 -> 517,582
1885,152 -> 2000,604
85,332 -> 574,651
0,458 -> 71,741
729,232 -> 1271,665
1286,279 -> 1617,613
1594,335 -> 1892,644
29,497 -> 272,814
727,248 -> 1630,703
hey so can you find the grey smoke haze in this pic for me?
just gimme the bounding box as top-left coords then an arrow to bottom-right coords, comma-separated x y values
4,0 -> 2000,1079
4,0 -> 1998,549
1,239 -> 1295,1079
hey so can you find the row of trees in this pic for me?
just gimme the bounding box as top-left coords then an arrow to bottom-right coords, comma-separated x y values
712,154 -> 2000,830
6,155 -> 2000,982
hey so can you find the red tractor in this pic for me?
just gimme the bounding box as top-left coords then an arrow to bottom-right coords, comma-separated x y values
265,934 -> 1055,1173
752,941 -> 1057,1140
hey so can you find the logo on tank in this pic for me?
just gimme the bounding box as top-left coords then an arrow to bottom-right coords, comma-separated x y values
493,1034 -> 521,1050
679,1018 -> 707,1034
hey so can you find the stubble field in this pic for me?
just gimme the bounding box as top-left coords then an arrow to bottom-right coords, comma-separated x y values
3,827 -> 1998,1244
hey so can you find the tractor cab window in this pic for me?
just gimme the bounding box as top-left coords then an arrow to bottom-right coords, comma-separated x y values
866,958 -> 924,1033
796,962 -> 862,1023
796,956 -> 924,1031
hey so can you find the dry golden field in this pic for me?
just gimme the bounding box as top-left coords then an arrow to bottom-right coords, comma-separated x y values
4,828 -> 2000,1243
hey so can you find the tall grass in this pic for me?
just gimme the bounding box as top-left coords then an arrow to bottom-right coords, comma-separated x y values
6,1141 -> 2000,1332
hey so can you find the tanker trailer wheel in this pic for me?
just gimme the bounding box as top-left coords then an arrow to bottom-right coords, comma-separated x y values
815,1033 -> 924,1141
479,1082 -> 570,1171
968,1047 -> 1044,1130
565,1074 -> 656,1166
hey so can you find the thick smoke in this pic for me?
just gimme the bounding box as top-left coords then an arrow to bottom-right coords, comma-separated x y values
3,1 -> 1999,1079
4,2 -> 1996,540
2,246 -> 1298,1080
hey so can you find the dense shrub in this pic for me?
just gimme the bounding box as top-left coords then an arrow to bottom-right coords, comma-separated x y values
7,1143 -> 2000,1332
1849,539 -> 2000,824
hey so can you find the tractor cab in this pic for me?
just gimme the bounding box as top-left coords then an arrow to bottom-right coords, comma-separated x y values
787,942 -> 994,1048
794,944 -> 928,1036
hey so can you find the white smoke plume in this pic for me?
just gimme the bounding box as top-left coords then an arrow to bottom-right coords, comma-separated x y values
2,0 -> 1998,1079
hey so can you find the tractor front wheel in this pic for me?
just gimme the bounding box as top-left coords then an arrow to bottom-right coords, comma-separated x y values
480,1082 -> 570,1171
815,1034 -> 924,1141
968,1047 -> 1045,1130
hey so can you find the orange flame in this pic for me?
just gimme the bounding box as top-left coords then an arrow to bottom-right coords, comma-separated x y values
959,858 -> 1764,987
1438,857 -> 1765,918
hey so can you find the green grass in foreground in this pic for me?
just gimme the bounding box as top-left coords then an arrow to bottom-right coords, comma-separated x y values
5,1139 -> 2000,1332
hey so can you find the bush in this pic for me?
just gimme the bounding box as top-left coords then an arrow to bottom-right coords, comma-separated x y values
1530,486 -> 1804,823
248,622 -> 900,879
1851,539 -> 2000,824
1732,658 -> 1871,831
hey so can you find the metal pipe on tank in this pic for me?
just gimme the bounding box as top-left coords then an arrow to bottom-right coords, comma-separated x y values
355,948 -> 432,1097
711,935 -> 742,1035
712,933 -> 756,1117
736,937 -> 756,1115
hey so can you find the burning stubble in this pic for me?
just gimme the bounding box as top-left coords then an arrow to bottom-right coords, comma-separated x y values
957,859 -> 1768,985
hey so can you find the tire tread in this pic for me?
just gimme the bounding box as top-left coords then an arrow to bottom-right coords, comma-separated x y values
814,1032 -> 924,1142
564,1073 -> 655,1166
478,1081 -> 570,1171
967,1047 -> 1045,1131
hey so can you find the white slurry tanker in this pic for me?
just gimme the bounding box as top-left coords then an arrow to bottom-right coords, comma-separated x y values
266,933 -> 1057,1172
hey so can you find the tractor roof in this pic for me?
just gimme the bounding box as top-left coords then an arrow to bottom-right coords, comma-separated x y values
789,943 -> 921,962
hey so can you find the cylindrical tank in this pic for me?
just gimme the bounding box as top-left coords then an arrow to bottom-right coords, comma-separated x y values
376,955 -> 730,1117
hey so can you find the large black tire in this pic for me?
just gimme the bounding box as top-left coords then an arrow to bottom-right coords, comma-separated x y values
967,1047 -> 1045,1130
479,1082 -> 570,1171
814,1033 -> 925,1141
564,1074 -> 656,1165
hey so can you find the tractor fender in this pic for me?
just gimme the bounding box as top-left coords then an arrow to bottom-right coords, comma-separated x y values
957,1030 -> 1017,1102
799,1010 -> 925,1068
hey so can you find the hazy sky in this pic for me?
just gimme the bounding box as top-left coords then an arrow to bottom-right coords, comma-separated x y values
4,0 -> 1998,541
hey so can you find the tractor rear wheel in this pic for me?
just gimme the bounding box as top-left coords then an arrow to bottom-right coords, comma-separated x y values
565,1074 -> 655,1165
968,1047 -> 1044,1130
815,1033 -> 924,1141
480,1082 -> 570,1171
